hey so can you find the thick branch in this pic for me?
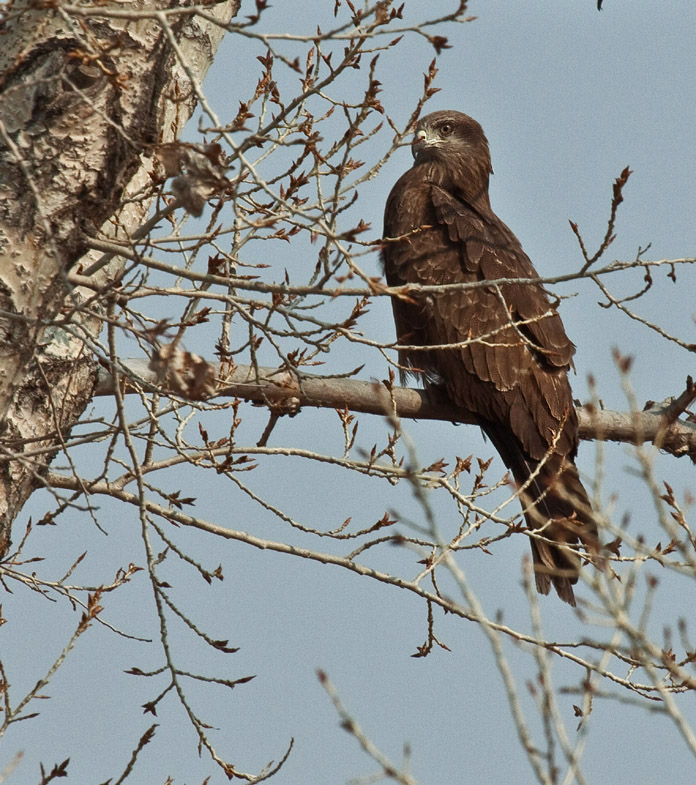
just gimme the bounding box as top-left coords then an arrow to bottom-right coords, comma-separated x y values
96,360 -> 696,461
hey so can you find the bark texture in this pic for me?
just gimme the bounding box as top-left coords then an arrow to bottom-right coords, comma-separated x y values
0,0 -> 239,552
93,360 -> 696,461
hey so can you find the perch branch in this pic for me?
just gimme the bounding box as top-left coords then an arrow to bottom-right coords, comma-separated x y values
93,360 -> 696,461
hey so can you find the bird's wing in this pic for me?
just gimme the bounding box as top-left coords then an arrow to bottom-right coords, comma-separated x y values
382,176 -> 578,461
382,160 -> 596,604
429,183 -> 575,370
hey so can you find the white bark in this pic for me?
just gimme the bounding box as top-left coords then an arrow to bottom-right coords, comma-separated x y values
0,0 -> 239,549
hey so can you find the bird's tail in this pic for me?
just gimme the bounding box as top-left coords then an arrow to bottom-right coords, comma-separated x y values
481,421 -> 598,606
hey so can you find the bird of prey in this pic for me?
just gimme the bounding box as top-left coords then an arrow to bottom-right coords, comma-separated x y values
381,110 -> 597,605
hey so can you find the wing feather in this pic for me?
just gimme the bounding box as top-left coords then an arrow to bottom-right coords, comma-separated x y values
381,115 -> 597,605
382,167 -> 581,461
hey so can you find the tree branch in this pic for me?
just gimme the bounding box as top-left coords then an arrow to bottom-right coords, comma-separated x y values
95,360 -> 696,461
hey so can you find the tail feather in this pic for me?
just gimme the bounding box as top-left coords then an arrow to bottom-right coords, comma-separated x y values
481,421 -> 598,606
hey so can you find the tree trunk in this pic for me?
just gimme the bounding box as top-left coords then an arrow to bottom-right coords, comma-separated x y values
0,0 -> 239,551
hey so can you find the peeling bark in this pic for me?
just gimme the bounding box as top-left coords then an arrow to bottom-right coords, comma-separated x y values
0,0 -> 239,552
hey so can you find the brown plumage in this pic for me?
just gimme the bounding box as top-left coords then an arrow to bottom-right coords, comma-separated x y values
381,110 -> 597,605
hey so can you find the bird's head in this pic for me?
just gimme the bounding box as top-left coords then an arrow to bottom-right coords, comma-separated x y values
412,111 -> 492,175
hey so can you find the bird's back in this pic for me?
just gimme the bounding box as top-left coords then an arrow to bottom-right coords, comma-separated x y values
381,126 -> 598,604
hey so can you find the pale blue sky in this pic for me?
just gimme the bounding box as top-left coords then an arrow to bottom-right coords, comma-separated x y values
3,2 -> 696,784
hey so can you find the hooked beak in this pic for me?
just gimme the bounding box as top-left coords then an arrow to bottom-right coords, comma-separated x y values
411,128 -> 433,159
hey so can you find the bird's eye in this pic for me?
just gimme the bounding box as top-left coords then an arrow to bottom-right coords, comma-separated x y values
440,123 -> 453,136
